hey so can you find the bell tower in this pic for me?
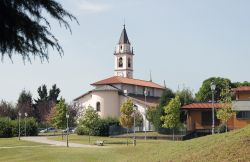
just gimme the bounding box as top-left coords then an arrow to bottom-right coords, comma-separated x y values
114,25 -> 134,78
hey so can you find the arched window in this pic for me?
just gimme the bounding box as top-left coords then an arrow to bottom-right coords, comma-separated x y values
96,102 -> 101,112
118,57 -> 123,67
128,58 -> 131,68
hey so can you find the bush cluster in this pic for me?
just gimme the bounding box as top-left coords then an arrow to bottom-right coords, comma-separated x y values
0,117 -> 38,137
216,124 -> 228,133
76,117 -> 119,136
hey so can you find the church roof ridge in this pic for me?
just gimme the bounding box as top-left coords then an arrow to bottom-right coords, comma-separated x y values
91,76 -> 165,89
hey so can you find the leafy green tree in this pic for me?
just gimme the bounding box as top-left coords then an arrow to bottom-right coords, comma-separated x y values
146,88 -> 175,131
176,88 -> 194,106
119,98 -> 134,145
34,84 -> 60,123
52,98 -> 67,129
67,104 -> 77,128
159,88 -> 175,107
36,85 -> 48,102
195,77 -> 233,102
146,106 -> 163,131
78,106 -> 100,143
233,81 -> 250,87
217,85 -> 233,132
46,106 -> 56,125
0,100 -> 17,119
161,96 -> 181,140
134,110 -> 143,127
0,0 -> 77,62
16,90 -> 33,117
49,84 -> 61,102
119,98 -> 134,132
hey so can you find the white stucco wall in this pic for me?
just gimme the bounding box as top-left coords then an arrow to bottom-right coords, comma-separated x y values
91,91 -> 120,118
76,91 -> 120,119
75,90 -> 155,131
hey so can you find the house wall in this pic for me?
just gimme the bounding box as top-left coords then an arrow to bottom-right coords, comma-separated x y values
237,92 -> 250,100
232,91 -> 250,129
186,110 -> 250,131
187,110 -> 220,131
228,113 -> 250,129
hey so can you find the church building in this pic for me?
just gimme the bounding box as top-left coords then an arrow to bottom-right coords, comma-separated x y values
73,25 -> 165,131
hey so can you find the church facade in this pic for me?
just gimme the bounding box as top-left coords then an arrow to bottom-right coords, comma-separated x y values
73,26 -> 165,131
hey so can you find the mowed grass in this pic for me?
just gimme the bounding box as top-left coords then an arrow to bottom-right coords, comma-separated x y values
0,126 -> 250,162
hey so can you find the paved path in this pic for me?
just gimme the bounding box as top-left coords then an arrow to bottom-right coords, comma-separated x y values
21,136 -> 100,148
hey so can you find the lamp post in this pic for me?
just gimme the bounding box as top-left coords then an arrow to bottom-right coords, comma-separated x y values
144,88 -> 148,140
18,112 -> 21,140
210,82 -> 216,134
24,112 -> 28,136
66,114 -> 69,147
133,104 -> 138,146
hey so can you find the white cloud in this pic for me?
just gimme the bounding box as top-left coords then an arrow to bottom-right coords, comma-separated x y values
78,1 -> 112,14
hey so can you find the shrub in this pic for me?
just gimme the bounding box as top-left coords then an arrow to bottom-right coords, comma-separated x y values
0,117 -> 38,137
0,117 -> 12,137
76,125 -> 89,135
91,117 -> 120,136
77,117 -> 120,136
217,124 -> 227,133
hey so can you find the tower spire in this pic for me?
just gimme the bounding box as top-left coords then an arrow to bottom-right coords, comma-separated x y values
119,25 -> 130,44
114,25 -> 133,78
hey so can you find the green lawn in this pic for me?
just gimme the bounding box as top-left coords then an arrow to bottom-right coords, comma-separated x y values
0,126 -> 250,162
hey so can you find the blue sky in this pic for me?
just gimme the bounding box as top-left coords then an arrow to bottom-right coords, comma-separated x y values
1,0 -> 250,103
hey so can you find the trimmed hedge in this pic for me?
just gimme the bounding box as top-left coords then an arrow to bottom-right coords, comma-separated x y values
0,118 -> 12,137
0,117 -> 38,137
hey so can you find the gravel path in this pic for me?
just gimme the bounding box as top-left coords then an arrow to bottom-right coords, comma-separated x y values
21,136 -> 100,148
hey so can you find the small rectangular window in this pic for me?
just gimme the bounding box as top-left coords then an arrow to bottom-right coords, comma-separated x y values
236,111 -> 250,119
96,102 -> 101,112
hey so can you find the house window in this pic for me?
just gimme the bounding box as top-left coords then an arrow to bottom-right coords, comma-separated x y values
236,111 -> 250,119
118,57 -> 123,67
128,58 -> 131,68
96,102 -> 101,112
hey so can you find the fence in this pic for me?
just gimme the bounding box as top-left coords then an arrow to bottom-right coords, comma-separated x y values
109,125 -> 188,136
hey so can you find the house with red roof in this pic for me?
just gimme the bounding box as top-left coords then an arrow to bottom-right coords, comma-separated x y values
182,86 -> 250,132
73,25 -> 165,131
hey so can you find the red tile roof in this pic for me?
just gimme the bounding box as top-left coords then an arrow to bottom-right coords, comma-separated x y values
182,103 -> 223,109
91,76 -> 165,89
233,86 -> 250,92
